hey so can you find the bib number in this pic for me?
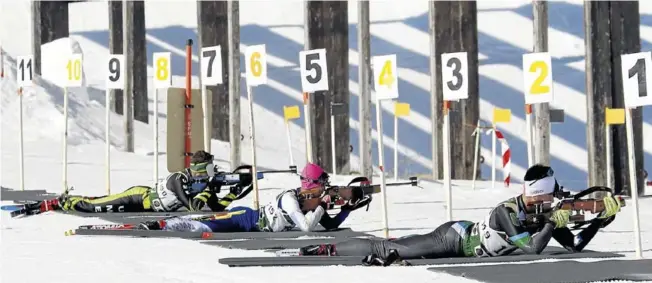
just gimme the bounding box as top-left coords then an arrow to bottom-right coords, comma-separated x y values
151,182 -> 182,212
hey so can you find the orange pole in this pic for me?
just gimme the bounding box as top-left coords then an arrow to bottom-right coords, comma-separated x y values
525,104 -> 532,114
185,39 -> 193,167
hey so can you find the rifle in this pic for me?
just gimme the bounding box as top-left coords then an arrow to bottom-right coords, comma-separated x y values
213,165 -> 298,200
324,177 -> 419,208
555,186 -> 626,229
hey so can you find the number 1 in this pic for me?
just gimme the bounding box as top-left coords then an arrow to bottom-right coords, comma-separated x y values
628,58 -> 648,98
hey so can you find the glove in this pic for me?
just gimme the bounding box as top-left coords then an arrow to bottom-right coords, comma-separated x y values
191,191 -> 211,211
320,194 -> 333,210
341,195 -> 372,211
229,185 -> 244,197
598,195 -> 622,219
549,209 -> 570,228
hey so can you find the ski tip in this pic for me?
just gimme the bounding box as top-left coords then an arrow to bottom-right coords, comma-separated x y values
64,229 -> 76,236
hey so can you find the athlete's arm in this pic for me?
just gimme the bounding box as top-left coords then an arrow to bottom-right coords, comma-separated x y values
283,195 -> 325,232
168,173 -> 193,210
553,216 -> 614,252
494,205 -> 554,254
317,203 -> 350,230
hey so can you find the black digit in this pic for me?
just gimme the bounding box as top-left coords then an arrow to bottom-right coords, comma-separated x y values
628,58 -> 647,97
447,57 -> 463,91
203,50 -> 217,78
18,58 -> 31,81
305,53 -> 322,84
108,58 -> 120,82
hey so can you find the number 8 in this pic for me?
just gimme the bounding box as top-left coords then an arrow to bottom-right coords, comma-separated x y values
156,57 -> 169,81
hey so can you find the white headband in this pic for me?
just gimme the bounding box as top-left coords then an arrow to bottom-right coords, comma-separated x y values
524,175 -> 556,196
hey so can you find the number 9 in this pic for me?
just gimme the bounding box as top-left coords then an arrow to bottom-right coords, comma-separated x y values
108,58 -> 120,82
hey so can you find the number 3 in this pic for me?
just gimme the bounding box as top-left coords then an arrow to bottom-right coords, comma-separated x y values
529,60 -> 550,95
446,57 -> 463,91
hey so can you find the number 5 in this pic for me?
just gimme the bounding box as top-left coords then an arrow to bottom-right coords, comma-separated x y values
299,48 -> 329,92
305,53 -> 322,84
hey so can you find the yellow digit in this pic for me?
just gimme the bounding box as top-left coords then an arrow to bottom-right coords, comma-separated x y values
250,52 -> 262,77
156,57 -> 169,81
379,60 -> 395,88
529,60 -> 550,95
66,60 -> 72,81
66,59 -> 81,81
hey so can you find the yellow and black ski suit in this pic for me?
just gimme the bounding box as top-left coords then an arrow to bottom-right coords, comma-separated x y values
59,170 -> 238,213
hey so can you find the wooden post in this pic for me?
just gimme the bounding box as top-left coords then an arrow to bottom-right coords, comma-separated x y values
584,1 -> 611,189
428,2 -> 443,180
228,0 -> 241,169
122,0 -> 134,152
130,1 -> 148,124
108,0 -> 123,115
198,1 -> 230,143
609,1 -> 644,196
31,1 -> 69,76
357,0 -> 372,180
306,1 -> 350,174
432,1 -> 479,180
532,0 -> 550,166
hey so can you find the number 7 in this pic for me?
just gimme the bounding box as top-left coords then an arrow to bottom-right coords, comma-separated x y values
203,50 -> 217,78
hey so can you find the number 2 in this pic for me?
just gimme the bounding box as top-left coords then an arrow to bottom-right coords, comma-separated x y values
108,58 -> 120,82
628,58 -> 647,98
203,50 -> 217,78
446,57 -> 463,91
529,61 -> 550,94
18,58 -> 32,82
305,53 -> 322,84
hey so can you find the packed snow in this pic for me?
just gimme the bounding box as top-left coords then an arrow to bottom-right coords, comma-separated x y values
1,1 -> 652,283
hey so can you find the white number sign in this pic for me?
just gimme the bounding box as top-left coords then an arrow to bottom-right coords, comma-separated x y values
201,45 -> 223,85
522,52 -> 553,104
153,52 -> 171,89
621,51 -> 652,108
441,52 -> 468,100
245,44 -> 267,86
65,54 -> 83,87
372,54 -> 399,100
106,54 -> 125,89
299,48 -> 329,92
16,55 -> 34,87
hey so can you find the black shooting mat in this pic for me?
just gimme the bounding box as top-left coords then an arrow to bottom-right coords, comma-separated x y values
427,258 -> 652,283
1,191 -> 56,201
218,247 -> 624,267
202,236 -> 378,250
72,227 -> 370,240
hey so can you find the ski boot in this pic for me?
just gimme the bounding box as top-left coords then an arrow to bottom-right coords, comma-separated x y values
362,249 -> 409,266
299,244 -> 336,256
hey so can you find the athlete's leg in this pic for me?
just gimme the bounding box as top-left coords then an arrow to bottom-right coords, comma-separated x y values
302,221 -> 463,260
199,206 -> 260,232
60,186 -> 152,212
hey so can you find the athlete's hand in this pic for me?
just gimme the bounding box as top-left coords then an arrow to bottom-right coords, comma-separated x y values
341,195 -> 372,211
549,209 -> 570,228
320,194 -> 333,210
598,194 -> 623,219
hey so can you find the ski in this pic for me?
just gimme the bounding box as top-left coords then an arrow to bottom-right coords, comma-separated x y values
275,249 -> 302,257
10,199 -> 59,218
1,204 -> 25,212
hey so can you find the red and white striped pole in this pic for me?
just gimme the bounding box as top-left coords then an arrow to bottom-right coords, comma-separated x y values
494,130 -> 511,187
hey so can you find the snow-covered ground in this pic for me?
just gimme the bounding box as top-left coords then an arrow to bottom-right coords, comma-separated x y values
1,1 -> 652,282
